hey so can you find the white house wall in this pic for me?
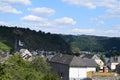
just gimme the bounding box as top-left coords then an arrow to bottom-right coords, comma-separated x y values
95,59 -> 104,67
69,67 -> 87,80
87,67 -> 96,72
111,63 -> 119,70
24,50 -> 32,56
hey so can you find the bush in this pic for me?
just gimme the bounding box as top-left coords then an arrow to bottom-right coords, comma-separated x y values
0,54 -> 58,80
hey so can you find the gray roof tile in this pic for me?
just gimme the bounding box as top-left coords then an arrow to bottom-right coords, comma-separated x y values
50,54 -> 97,67
82,58 -> 97,67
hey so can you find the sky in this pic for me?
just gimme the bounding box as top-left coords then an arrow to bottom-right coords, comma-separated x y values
0,0 -> 120,37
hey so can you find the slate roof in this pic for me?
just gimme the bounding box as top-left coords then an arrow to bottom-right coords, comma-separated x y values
50,54 -> 96,67
70,57 -> 87,67
50,54 -> 74,65
82,58 -> 97,67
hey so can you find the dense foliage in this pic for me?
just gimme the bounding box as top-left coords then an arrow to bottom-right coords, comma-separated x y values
0,54 -> 59,80
0,42 -> 11,52
0,26 -> 71,53
100,54 -> 106,64
61,35 -> 120,57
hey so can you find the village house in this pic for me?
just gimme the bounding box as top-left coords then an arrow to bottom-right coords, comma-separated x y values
80,54 -> 104,70
49,54 -> 97,80
107,56 -> 120,70
19,49 -> 32,61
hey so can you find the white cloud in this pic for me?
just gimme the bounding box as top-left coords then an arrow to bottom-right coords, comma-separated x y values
90,18 -> 105,26
28,7 -> 55,16
1,0 -> 31,5
72,28 -> 120,37
62,0 -> 97,9
62,0 -> 120,18
113,24 -> 120,29
84,2 -> 96,9
0,21 -> 7,25
105,7 -> 120,18
97,21 -> 105,25
0,0 -> 31,14
72,28 -> 96,33
62,0 -> 119,9
98,3 -> 120,18
0,5 -> 22,14
105,30 -> 117,34
54,17 -> 76,25
104,29 -> 120,37
20,16 -> 76,28
21,15 -> 47,22
107,8 -> 120,15
19,16 -> 77,34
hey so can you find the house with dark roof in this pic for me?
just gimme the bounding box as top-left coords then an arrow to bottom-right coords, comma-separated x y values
107,56 -> 120,70
19,49 -> 32,61
80,54 -> 104,70
49,54 -> 97,80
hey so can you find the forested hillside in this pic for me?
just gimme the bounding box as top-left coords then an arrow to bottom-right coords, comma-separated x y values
0,26 -> 71,53
61,35 -> 120,56
1,26 -> 120,57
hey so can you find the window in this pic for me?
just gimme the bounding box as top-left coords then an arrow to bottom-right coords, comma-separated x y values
114,57 -> 118,62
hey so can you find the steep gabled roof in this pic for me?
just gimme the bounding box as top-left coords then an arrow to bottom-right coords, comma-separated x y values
50,54 -> 74,65
50,54 -> 97,67
82,58 -> 97,67
70,57 -> 87,67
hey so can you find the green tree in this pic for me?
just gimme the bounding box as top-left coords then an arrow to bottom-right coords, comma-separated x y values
42,73 -> 59,80
31,56 -> 50,74
0,64 -> 11,80
100,54 -> 106,64
71,43 -> 80,53
1,54 -> 58,80
5,54 -> 43,80
96,65 -> 100,72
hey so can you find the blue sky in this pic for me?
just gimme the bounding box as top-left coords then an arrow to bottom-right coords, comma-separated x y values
0,0 -> 120,37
